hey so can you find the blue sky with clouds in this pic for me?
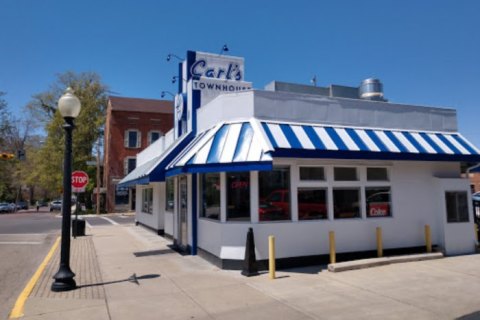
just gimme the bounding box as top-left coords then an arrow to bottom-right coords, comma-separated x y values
1,0 -> 479,145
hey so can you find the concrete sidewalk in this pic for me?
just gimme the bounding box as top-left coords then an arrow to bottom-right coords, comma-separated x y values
19,223 -> 480,320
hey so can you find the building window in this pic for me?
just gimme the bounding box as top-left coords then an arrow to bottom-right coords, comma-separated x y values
124,157 -> 136,175
367,167 -> 389,181
124,129 -> 141,148
334,167 -> 358,181
148,131 -> 162,145
200,173 -> 220,220
227,172 -> 250,221
259,166 -> 291,221
366,187 -> 391,217
300,167 -> 325,181
165,178 -> 174,212
333,188 -> 360,219
298,188 -> 327,220
142,188 -> 153,214
446,191 -> 469,223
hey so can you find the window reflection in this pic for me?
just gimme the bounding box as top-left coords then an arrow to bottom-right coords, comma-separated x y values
298,189 -> 327,220
259,167 -> 291,221
227,172 -> 250,221
201,173 -> 220,220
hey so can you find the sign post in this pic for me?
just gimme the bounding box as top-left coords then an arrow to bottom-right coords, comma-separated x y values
71,171 -> 88,238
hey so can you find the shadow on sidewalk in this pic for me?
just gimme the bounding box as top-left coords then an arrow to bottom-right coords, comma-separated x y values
78,273 -> 160,288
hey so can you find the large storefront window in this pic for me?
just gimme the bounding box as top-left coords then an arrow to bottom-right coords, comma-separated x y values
165,178 -> 174,211
366,187 -> 391,217
201,173 -> 220,220
333,188 -> 360,219
227,172 -> 250,221
142,188 -> 153,214
259,167 -> 291,221
298,188 -> 327,220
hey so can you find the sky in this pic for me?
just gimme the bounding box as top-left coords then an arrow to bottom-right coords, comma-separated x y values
0,0 -> 479,146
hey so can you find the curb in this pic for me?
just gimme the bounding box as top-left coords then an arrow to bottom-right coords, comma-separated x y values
328,252 -> 444,272
9,236 -> 60,318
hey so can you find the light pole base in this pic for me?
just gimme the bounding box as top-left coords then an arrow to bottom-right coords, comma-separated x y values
51,267 -> 76,292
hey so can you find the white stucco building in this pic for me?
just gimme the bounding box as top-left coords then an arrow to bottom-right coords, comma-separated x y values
120,51 -> 480,269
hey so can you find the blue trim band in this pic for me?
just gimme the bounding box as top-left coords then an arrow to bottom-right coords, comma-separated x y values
271,148 -> 480,162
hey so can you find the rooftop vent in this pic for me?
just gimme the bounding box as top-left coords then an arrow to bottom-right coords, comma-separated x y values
359,78 -> 385,101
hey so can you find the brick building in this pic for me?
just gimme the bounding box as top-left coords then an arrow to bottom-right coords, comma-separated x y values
103,96 -> 173,212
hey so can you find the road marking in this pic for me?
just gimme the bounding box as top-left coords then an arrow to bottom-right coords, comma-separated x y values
9,236 -> 60,319
101,217 -> 119,225
0,242 -> 42,245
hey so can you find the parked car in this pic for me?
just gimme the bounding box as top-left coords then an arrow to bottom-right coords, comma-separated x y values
49,200 -> 62,212
473,192 -> 480,202
17,201 -> 28,210
0,202 -> 14,213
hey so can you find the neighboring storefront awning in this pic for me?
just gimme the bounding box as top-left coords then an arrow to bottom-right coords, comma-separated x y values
166,120 -> 274,176
260,121 -> 480,162
118,132 -> 193,187
166,119 -> 480,176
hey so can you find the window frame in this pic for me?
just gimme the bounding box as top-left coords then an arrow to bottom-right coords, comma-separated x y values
148,130 -> 162,145
445,191 -> 469,223
124,129 -> 141,149
141,188 -> 153,214
123,156 -> 137,175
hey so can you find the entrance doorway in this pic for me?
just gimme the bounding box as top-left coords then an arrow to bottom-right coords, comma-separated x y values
177,176 -> 188,250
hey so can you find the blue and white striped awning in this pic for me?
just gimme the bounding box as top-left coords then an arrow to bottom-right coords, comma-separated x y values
166,119 -> 480,176
261,121 -> 480,161
166,120 -> 273,175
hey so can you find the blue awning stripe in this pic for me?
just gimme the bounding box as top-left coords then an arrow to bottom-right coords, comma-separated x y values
453,134 -> 477,155
436,134 -> 461,154
262,122 -> 278,148
325,127 -> 348,150
384,131 -> 408,153
206,125 -> 229,164
365,130 -> 388,152
233,123 -> 253,162
402,131 -> 427,153
419,132 -> 443,154
346,128 -> 369,151
302,125 -> 326,150
280,124 -> 302,149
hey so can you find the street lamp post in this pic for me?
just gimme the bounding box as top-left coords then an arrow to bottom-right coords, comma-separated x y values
51,87 -> 81,292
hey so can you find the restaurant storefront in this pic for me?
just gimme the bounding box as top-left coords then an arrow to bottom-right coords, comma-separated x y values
119,50 -> 480,269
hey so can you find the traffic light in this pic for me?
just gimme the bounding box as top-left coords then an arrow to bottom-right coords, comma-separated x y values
0,153 -> 14,160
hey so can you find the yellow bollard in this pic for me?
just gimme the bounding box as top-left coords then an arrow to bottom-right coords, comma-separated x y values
425,225 -> 432,253
376,227 -> 383,257
269,235 -> 276,280
329,231 -> 336,264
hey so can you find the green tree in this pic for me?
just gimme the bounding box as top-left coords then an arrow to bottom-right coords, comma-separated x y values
30,72 -> 108,205
0,92 -> 15,200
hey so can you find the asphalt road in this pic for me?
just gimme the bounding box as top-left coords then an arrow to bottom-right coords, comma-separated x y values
0,210 -> 135,319
0,210 -> 59,320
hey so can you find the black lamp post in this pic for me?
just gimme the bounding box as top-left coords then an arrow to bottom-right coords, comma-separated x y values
51,87 -> 81,292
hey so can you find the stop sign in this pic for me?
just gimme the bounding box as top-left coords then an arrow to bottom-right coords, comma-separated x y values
72,171 -> 89,193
